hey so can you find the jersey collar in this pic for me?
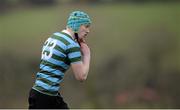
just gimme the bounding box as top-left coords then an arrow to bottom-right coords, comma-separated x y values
61,30 -> 75,40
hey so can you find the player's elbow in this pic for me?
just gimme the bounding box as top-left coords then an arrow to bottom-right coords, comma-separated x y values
76,73 -> 87,82
77,77 -> 87,82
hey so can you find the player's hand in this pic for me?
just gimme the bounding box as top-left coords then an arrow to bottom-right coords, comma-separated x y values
78,38 -> 86,43
80,42 -> 90,57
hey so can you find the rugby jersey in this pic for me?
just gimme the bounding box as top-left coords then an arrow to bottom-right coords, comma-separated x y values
32,30 -> 82,96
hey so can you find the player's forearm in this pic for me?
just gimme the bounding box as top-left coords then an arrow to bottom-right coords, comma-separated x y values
81,54 -> 91,80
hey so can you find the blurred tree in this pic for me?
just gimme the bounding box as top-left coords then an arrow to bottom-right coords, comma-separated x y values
0,0 -> 7,10
0,0 -> 6,5
0,0 -> 21,6
26,0 -> 57,5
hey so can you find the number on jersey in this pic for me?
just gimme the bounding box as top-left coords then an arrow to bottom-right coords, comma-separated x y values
41,38 -> 57,60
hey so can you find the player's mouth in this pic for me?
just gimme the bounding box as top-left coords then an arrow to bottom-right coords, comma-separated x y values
84,33 -> 88,37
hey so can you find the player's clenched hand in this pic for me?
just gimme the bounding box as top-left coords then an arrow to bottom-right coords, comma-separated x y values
80,42 -> 90,57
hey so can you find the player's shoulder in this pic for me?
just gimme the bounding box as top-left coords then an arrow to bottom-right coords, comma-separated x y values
51,32 -> 73,45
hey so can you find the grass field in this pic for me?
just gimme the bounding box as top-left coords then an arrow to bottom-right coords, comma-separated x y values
0,2 -> 180,108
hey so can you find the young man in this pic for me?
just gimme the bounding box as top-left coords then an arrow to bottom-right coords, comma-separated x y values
28,11 -> 92,109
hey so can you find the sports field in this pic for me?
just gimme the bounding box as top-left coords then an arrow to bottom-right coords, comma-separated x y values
0,2 -> 180,108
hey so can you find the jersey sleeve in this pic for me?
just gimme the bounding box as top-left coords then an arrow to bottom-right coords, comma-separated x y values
67,44 -> 82,64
